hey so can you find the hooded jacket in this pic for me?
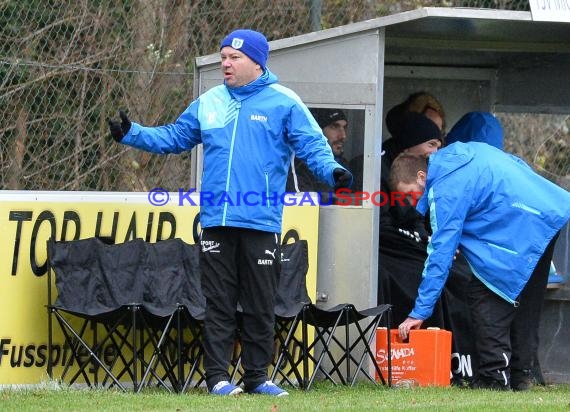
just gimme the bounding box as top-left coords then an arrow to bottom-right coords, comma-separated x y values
122,69 -> 344,233
411,142 -> 570,320
445,111 -> 504,150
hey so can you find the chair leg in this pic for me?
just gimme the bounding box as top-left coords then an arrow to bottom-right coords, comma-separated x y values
346,311 -> 383,385
55,315 -> 94,386
229,336 -> 243,385
298,304 -> 393,389
302,307 -> 346,390
179,313 -> 206,392
47,306 -> 54,380
53,311 -> 127,391
271,315 -> 305,387
345,305 -> 392,387
138,313 -> 177,393
177,308 -> 184,391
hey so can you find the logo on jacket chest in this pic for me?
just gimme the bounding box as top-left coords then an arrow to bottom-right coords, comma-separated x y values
250,114 -> 267,122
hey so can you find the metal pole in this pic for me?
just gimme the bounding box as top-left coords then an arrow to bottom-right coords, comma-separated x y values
310,0 -> 322,32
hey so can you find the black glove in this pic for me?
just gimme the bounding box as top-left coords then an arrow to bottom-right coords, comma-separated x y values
107,110 -> 132,142
333,168 -> 352,189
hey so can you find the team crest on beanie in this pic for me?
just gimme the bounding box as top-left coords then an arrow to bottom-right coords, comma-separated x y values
231,38 -> 244,49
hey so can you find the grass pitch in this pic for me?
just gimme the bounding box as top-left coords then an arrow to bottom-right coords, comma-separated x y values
2,380 -> 569,411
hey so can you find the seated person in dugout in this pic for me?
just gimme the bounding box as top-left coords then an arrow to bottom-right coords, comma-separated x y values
286,108 -> 350,202
376,106 -> 443,318
392,145 -> 570,391
349,91 -> 446,192
379,102 -> 443,239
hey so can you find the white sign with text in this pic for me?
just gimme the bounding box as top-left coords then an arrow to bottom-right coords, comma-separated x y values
530,0 -> 570,22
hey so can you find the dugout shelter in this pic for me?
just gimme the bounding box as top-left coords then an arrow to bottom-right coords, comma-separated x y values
193,7 -> 570,382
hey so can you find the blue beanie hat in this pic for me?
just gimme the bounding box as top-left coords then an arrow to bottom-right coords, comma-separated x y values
446,111 -> 504,150
220,29 -> 269,69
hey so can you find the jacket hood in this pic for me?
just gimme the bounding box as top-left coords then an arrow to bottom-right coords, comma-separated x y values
446,112 -> 504,150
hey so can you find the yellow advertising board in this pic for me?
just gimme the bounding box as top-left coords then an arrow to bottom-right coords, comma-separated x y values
0,191 -> 319,385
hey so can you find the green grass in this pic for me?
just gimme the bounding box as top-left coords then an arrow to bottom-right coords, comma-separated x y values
2,381 -> 570,411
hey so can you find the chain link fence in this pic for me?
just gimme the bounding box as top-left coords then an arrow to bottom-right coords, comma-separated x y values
1,0 -> 568,192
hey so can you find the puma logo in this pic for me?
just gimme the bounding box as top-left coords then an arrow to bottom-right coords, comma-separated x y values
265,249 -> 276,259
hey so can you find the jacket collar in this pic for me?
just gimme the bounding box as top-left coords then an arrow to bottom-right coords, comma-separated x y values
225,69 -> 278,100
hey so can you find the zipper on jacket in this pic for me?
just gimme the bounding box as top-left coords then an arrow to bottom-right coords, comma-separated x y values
222,100 -> 241,226
264,171 -> 270,208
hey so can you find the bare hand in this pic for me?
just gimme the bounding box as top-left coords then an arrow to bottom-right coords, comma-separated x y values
398,317 -> 423,340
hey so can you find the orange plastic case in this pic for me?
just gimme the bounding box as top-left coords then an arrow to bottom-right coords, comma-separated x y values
376,328 -> 452,387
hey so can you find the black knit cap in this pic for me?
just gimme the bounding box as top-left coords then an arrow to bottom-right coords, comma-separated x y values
310,108 -> 347,129
393,111 -> 441,150
385,101 -> 408,137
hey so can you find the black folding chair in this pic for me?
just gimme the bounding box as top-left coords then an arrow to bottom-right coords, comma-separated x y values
47,237 -> 147,391
299,303 -> 392,389
270,240 -> 312,387
176,241 -> 208,392
155,240 -> 241,392
268,238 -> 392,389
268,239 -> 392,389
137,238 -> 193,393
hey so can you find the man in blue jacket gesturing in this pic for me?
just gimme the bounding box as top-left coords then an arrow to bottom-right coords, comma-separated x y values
390,143 -> 569,390
108,29 -> 352,396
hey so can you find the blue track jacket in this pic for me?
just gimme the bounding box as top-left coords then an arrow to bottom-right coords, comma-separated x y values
121,69 -> 345,233
411,142 -> 570,320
